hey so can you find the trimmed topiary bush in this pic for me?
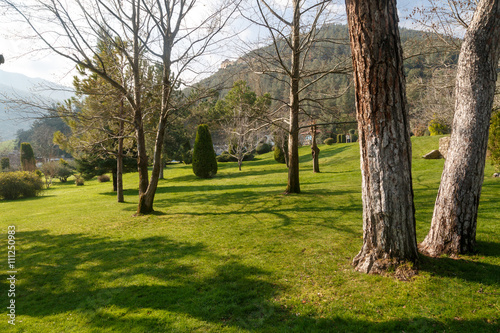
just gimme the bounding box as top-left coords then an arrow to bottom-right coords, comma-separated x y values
192,124 -> 218,178
20,142 -> 36,171
1,157 -> 10,170
324,138 -> 335,145
0,171 -> 44,200
255,142 -> 272,155
337,134 -> 346,143
274,145 -> 286,164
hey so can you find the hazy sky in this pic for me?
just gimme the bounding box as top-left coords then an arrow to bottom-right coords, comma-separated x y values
0,0 -> 427,86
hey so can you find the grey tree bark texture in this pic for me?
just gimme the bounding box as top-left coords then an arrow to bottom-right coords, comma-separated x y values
345,0 -> 418,273
419,0 -> 500,257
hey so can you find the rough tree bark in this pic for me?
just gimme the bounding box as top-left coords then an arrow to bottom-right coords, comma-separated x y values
419,0 -> 500,257
346,0 -> 418,273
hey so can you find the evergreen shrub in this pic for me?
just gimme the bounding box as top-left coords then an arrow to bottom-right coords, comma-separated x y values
182,150 -> 193,165
324,138 -> 335,145
56,165 -> 74,182
97,174 -> 110,182
255,142 -> 272,155
75,175 -> 85,186
274,145 -> 286,164
0,171 -> 44,200
192,124 -> 218,178
1,157 -> 10,170
20,142 -> 36,171
217,152 -> 237,163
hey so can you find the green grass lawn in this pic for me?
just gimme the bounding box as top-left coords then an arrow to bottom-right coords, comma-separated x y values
1,136 -> 499,332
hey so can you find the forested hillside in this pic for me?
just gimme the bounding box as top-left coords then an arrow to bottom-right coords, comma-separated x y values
196,24 -> 459,134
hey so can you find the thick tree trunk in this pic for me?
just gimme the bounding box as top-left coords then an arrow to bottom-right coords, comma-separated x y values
346,0 -> 418,273
285,0 -> 301,194
311,125 -> 320,173
420,0 -> 500,257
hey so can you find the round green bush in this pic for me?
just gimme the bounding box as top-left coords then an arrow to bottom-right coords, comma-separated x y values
192,124 -> 218,178
0,171 -> 44,200
274,145 -> 286,164
97,174 -> 110,182
324,138 -> 335,145
217,152 -> 236,163
75,176 -> 85,186
255,142 -> 272,155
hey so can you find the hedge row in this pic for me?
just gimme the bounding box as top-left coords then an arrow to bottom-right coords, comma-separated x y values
0,171 -> 44,200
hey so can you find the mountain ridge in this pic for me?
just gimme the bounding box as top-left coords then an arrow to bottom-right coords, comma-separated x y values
0,69 -> 73,141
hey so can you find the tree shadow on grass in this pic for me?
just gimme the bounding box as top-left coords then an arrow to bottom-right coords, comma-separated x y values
1,194 -> 56,202
476,240 -> 500,257
419,254 -> 500,287
8,230 -> 499,332
12,230 -> 283,330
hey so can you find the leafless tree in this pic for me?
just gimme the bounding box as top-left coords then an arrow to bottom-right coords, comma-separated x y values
2,0 -> 238,214
239,0 -> 351,193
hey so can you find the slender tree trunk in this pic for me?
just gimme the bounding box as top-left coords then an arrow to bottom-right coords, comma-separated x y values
286,0 -> 301,194
311,124 -> 320,173
112,170 -> 117,191
346,0 -> 418,274
137,64 -> 171,215
159,158 -> 164,180
420,0 -> 500,257
131,1 -> 153,215
117,99 -> 124,203
117,149 -> 124,202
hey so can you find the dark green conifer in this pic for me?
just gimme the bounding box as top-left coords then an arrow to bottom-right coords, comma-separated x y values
192,124 -> 217,178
